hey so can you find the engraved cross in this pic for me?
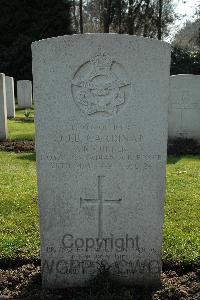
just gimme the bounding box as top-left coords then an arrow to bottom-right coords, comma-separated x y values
172,93 -> 200,134
80,175 -> 122,238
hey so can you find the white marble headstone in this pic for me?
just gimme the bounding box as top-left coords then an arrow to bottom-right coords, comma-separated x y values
5,76 -> 15,118
32,34 -> 171,288
0,73 -> 8,141
169,75 -> 200,142
17,80 -> 32,108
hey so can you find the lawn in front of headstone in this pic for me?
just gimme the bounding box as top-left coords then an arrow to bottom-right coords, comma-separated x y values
164,156 -> 200,266
8,107 -> 35,141
0,151 -> 199,268
0,151 -> 38,259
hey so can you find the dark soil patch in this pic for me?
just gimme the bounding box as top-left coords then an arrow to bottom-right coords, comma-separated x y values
0,137 -> 199,156
168,138 -> 200,155
0,141 -> 35,153
0,262 -> 200,300
1,138 -> 200,156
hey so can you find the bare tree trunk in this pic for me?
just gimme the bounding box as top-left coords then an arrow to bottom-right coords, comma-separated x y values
79,0 -> 83,34
99,0 -> 104,31
157,0 -> 163,40
127,0 -> 134,35
143,0 -> 150,37
118,0 -> 122,33
103,0 -> 112,33
72,0 -> 78,32
128,0 -> 143,35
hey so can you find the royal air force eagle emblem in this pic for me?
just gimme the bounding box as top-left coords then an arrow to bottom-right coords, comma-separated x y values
71,50 -> 130,117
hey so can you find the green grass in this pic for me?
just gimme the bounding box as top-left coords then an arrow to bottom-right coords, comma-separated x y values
0,151 -> 39,258
163,155 -> 200,266
0,152 -> 200,267
8,108 -> 35,141
15,107 -> 35,118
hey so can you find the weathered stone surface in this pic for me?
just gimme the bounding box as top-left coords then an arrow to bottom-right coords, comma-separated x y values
0,73 -> 8,141
5,76 -> 15,118
17,80 -> 32,108
169,75 -> 200,142
32,34 -> 171,288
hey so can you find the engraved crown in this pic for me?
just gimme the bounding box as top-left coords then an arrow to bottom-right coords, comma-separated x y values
90,51 -> 112,73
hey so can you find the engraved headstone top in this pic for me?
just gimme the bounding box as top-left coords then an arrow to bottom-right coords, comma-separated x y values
0,73 -> 8,141
32,34 -> 171,288
17,80 -> 32,109
169,75 -> 200,141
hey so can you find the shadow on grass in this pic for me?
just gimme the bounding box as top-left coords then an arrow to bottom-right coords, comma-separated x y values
11,136 -> 35,141
15,107 -> 34,111
17,153 -> 36,161
167,155 -> 200,165
168,138 -> 200,156
167,156 -> 182,165
13,117 -> 34,123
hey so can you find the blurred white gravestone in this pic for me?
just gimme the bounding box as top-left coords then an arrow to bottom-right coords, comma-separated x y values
32,34 -> 171,288
169,75 -> 200,142
5,76 -> 15,118
17,80 -> 32,108
0,73 -> 8,141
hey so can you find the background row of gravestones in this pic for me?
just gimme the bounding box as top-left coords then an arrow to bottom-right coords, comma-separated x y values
0,73 -> 199,142
4,77 -> 32,118
0,76 -> 32,140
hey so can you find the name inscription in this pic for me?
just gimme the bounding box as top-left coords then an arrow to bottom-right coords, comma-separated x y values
39,125 -> 162,170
